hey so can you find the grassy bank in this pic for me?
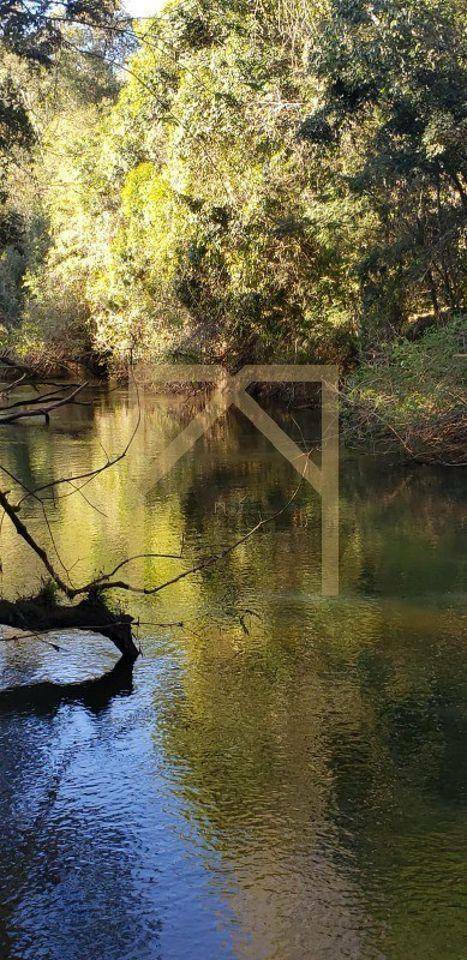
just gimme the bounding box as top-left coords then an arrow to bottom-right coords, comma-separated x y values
344,319 -> 466,464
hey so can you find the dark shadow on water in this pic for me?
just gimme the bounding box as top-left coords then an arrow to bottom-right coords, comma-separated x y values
0,655 -> 135,718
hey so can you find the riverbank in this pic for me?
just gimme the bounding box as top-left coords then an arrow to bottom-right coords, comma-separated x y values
342,318 -> 466,465
3,313 -> 465,465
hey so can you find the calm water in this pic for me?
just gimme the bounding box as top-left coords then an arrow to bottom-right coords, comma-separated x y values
0,389 -> 465,960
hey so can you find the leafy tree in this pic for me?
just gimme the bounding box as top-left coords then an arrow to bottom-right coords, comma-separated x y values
1,0 -> 464,456
0,4 -> 122,334
301,0 -> 467,337
0,1 -> 120,65
53,0 -> 363,363
0,1 -> 126,159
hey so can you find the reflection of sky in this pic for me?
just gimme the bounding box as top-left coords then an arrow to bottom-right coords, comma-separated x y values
0,649 -> 238,960
0,396 -> 466,959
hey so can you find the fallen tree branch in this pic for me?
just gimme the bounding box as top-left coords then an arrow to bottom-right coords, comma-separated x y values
82,484 -> 304,597
0,383 -> 88,425
16,377 -> 141,506
0,367 -> 305,661
0,489 -> 72,596
0,593 -> 139,660
0,385 -> 76,412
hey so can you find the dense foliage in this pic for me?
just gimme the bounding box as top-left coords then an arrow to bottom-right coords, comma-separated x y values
0,1 -> 121,154
0,0 -> 465,453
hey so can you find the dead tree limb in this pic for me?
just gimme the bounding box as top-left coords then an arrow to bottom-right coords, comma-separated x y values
0,475 -> 302,660
0,383 -> 88,425
0,385 -> 75,411
0,593 -> 138,660
0,489 -> 72,596
0,479 -> 303,601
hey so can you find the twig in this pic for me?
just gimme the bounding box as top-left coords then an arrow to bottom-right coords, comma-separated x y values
74,481 -> 304,597
17,375 -> 141,505
0,383 -> 88,425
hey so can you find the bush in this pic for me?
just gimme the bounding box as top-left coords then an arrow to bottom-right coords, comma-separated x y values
346,318 -> 466,462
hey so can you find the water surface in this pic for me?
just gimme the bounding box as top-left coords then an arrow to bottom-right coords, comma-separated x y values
0,390 -> 465,960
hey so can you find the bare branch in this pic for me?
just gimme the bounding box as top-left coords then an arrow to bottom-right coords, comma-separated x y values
17,376 -> 141,505
0,383 -> 88,425
0,489 -> 72,597
73,482 -> 303,598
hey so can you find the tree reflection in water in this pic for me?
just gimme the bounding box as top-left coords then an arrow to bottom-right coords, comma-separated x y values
0,392 -> 465,960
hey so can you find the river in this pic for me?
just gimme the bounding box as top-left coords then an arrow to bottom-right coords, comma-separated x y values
0,388 -> 465,960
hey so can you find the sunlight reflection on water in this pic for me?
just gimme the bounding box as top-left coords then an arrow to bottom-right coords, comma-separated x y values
0,392 -> 465,959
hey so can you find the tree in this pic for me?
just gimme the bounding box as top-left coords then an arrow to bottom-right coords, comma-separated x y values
0,1 -> 120,65
301,0 -> 467,338
1,0 -> 464,457
0,1 -> 122,151
0,2 -> 125,340
28,0 -> 360,365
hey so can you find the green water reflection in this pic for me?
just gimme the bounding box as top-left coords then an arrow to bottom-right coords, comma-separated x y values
0,389 -> 465,960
